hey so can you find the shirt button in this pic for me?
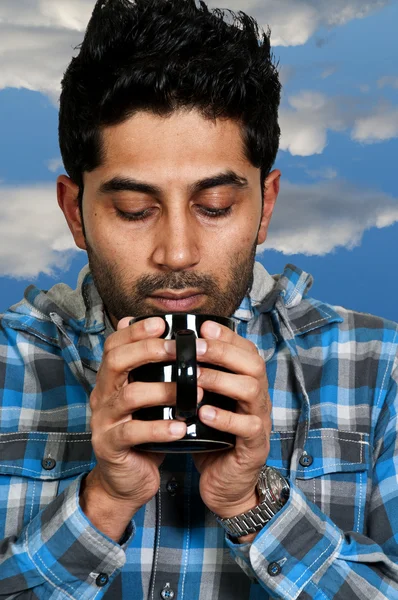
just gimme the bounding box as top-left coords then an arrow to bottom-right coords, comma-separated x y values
166,478 -> 179,496
96,573 -> 109,587
267,562 -> 282,577
160,582 -> 175,599
42,457 -> 56,470
299,452 -> 313,467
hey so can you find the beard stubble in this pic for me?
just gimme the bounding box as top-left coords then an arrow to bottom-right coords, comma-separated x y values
85,239 -> 258,322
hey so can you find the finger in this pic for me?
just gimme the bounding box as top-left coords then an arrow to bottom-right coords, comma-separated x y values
198,405 -> 269,453
98,381 -> 177,421
200,320 -> 258,355
197,368 -> 270,414
105,418 -> 187,452
106,316 -> 166,350
165,337 -> 267,380
95,337 -> 172,400
101,381 -> 202,421
117,316 -> 137,330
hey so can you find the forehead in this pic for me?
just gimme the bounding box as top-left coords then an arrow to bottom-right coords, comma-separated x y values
100,108 -> 251,180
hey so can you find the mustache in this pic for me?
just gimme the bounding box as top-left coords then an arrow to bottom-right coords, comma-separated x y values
134,272 -> 217,295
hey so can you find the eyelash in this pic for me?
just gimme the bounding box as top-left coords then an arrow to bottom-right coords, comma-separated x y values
116,206 -> 233,222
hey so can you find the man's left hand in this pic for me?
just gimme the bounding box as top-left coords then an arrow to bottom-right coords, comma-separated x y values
192,320 -> 271,520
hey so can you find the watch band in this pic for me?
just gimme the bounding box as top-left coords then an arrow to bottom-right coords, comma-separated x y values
214,499 -> 277,538
214,466 -> 290,538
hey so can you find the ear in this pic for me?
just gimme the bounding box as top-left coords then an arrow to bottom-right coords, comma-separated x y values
257,169 -> 281,246
57,175 -> 87,250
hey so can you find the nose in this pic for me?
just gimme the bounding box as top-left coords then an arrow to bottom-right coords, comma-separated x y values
151,207 -> 200,271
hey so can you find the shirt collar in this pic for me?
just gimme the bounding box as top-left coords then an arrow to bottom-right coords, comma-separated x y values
233,261 -> 314,321
233,262 -> 343,335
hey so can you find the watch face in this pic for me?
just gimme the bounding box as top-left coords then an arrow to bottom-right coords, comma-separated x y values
268,467 -> 281,488
261,467 -> 290,507
257,469 -> 268,502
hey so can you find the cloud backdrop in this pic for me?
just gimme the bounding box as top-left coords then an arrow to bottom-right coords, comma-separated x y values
0,0 -> 397,321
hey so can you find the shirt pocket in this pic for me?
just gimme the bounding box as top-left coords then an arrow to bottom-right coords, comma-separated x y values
0,431 -> 96,538
294,429 -> 370,533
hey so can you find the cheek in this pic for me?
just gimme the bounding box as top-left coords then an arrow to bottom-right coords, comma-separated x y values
218,216 -> 258,248
88,210 -> 125,248
96,223 -> 154,273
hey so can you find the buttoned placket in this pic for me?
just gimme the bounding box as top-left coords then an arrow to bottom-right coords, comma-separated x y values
272,296 -> 312,482
148,456 -> 193,600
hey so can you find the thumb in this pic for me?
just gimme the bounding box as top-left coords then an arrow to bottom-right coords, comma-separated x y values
117,316 -> 135,330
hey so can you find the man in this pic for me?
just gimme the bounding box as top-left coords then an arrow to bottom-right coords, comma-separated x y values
0,0 -> 397,598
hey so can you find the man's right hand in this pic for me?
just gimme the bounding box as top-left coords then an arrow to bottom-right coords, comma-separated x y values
79,316 -> 187,542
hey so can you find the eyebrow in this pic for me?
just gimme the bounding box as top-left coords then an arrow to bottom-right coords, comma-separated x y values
98,170 -> 249,197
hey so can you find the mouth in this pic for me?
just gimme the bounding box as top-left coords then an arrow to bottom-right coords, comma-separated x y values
148,291 -> 206,311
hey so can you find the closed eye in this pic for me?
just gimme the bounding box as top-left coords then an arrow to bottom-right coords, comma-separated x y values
116,206 -> 233,221
197,206 -> 232,218
115,208 -> 155,221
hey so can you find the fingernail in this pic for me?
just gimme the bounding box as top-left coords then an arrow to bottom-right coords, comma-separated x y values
145,317 -> 163,333
201,406 -> 216,421
204,322 -> 221,338
196,339 -> 207,355
170,421 -> 186,436
164,340 -> 175,354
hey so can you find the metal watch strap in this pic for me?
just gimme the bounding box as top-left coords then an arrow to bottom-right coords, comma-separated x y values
214,466 -> 290,538
215,499 -> 277,538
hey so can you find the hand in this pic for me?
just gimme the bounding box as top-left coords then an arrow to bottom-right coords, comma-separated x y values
81,316 -> 187,539
190,321 -> 271,519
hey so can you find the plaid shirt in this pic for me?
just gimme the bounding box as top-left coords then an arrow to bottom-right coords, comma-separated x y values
0,261 -> 397,599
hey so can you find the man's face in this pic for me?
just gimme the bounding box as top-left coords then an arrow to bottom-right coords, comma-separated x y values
61,109 -> 279,328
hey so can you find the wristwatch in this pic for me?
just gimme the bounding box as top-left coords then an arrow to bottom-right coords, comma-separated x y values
214,466 -> 290,538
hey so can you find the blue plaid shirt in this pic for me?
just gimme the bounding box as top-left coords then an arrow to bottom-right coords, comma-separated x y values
0,261 -> 397,599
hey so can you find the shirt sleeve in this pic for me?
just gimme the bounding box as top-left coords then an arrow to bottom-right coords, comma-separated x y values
0,473 -> 135,599
226,354 -> 398,599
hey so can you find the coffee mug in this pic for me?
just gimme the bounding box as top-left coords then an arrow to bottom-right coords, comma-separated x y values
128,313 -> 238,453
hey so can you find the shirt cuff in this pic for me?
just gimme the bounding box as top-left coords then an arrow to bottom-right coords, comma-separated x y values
226,481 -> 343,597
25,472 -> 135,599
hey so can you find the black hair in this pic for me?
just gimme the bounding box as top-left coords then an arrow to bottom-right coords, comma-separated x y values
59,0 -> 281,216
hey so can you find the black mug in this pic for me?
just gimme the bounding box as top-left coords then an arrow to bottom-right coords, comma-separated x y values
128,313 -> 238,453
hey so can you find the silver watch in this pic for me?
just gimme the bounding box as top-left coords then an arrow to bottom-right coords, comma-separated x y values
214,466 -> 290,538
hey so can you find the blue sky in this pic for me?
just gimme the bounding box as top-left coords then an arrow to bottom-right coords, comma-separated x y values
0,0 -> 397,321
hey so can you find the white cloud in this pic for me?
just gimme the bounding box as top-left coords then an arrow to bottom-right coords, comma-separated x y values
0,1 -> 93,103
278,65 -> 296,86
321,65 -> 338,79
306,166 -> 338,179
359,84 -> 370,93
0,0 -> 93,29
258,179 -> 398,256
352,107 -> 398,143
378,76 -> 398,89
215,0 -> 389,47
279,90 -> 396,156
0,183 -> 81,279
279,91 -> 349,156
46,158 -> 64,173
0,0 -> 390,103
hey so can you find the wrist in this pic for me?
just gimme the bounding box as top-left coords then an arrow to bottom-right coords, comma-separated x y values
237,532 -> 257,544
212,490 -> 260,544
212,467 -> 290,542
79,470 -> 141,542
213,490 -> 260,520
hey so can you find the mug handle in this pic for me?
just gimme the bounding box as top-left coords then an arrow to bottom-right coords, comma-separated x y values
175,329 -> 197,422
